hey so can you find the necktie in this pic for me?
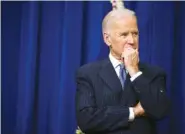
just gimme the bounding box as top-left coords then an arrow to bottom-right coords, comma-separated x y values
119,64 -> 126,89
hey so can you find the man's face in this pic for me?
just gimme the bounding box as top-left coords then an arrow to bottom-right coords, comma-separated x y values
104,15 -> 139,59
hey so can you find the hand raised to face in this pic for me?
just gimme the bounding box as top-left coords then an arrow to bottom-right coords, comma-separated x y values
121,45 -> 139,77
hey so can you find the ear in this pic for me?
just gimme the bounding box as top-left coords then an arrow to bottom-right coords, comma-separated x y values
103,32 -> 111,47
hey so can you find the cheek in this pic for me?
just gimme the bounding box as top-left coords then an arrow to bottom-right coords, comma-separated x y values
111,38 -> 126,50
135,37 -> 139,42
117,41 -> 126,52
120,39 -> 127,47
135,39 -> 139,46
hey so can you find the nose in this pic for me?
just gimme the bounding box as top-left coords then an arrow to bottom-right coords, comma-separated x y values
127,34 -> 134,44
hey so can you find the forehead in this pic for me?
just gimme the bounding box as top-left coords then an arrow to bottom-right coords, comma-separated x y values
110,16 -> 138,31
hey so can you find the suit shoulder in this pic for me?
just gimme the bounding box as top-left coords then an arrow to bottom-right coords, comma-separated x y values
76,60 -> 105,76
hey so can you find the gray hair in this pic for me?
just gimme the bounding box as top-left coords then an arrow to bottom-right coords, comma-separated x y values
102,8 -> 136,34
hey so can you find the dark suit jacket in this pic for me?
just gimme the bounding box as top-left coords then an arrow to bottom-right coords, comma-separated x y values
75,58 -> 170,134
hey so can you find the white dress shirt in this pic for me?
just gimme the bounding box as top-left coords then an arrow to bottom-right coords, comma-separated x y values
109,53 -> 142,121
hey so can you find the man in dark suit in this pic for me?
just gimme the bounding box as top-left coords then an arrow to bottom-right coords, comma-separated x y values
75,7 -> 170,134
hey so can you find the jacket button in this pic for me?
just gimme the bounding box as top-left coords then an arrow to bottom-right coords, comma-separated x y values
160,88 -> 164,93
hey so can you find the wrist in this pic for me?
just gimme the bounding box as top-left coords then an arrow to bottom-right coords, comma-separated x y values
133,107 -> 138,117
127,67 -> 139,77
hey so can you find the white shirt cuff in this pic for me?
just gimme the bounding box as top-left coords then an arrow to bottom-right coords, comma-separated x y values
129,107 -> 135,121
130,71 -> 142,81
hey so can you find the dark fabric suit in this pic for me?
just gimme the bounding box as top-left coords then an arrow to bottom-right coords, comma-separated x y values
75,58 -> 170,134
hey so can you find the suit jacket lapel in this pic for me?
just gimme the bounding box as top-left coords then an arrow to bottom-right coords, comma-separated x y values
99,58 -> 123,92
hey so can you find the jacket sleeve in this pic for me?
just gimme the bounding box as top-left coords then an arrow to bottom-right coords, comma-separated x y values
75,69 -> 131,133
131,70 -> 170,120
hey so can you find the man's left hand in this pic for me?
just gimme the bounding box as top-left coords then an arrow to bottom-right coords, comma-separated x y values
133,102 -> 145,117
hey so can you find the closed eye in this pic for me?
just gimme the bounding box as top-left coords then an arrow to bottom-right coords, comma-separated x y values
120,32 -> 129,37
132,31 -> 139,36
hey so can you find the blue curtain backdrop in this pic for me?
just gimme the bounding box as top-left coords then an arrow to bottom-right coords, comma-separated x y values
2,1 -> 185,134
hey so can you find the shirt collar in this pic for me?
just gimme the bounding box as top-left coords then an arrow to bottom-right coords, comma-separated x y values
109,53 -> 122,69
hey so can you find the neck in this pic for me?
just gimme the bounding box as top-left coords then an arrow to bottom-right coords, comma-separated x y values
110,51 -> 123,63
